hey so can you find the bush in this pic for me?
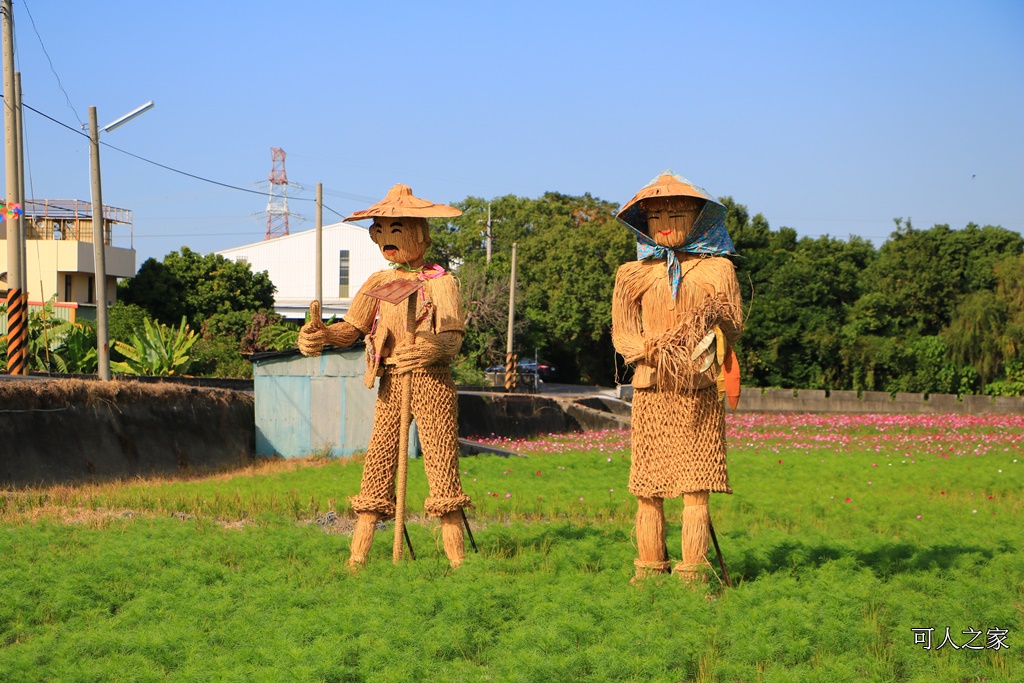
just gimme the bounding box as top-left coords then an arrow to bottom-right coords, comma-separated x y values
985,359 -> 1024,396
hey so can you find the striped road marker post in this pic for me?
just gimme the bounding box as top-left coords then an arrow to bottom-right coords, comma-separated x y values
505,353 -> 517,392
5,288 -> 27,375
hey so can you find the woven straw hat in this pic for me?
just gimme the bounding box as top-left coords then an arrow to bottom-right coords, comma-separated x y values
616,170 -> 714,219
343,183 -> 462,222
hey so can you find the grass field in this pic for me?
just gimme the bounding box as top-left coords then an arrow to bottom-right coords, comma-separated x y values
1,413 -> 1022,682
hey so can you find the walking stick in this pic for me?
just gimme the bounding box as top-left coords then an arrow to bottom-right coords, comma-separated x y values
461,508 -> 478,553
392,292 -> 417,564
708,517 -> 732,588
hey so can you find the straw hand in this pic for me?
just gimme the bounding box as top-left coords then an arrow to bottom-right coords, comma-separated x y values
390,330 -> 462,374
298,300 -> 328,357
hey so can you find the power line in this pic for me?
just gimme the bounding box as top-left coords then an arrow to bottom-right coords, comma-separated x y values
20,0 -> 82,126
14,97 -> 349,219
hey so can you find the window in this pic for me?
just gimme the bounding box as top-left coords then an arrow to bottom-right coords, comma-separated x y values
339,250 -> 350,298
87,276 -> 94,304
64,274 -> 72,302
236,256 -> 248,265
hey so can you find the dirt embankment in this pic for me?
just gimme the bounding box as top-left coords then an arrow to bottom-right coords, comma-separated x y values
1,379 -> 255,487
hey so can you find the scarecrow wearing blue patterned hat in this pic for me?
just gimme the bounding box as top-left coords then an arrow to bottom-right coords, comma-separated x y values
611,171 -> 743,584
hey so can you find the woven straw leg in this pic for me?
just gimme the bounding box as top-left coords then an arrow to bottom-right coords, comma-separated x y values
632,496 -> 670,583
413,368 -> 472,517
349,511 -> 382,570
349,375 -> 402,518
676,491 -> 712,583
440,511 -> 465,568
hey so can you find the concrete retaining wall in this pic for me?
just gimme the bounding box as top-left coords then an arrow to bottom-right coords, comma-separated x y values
732,387 -> 1024,414
1,379 -> 255,487
458,392 -> 583,438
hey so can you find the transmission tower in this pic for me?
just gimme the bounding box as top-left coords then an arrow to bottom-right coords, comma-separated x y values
264,147 -> 293,240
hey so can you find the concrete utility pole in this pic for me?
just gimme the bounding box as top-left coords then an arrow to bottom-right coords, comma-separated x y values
504,242 -> 518,391
88,106 -> 111,380
2,0 -> 27,375
485,202 -> 493,264
315,182 -> 323,304
88,100 -> 154,380
477,202 -> 501,264
15,70 -> 25,290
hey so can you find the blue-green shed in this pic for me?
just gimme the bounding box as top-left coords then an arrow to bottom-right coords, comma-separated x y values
252,346 -> 377,457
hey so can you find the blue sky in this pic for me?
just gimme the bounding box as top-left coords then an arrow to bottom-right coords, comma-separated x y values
10,0 -> 1024,266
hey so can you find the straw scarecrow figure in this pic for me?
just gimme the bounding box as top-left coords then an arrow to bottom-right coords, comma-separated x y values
297,184 -> 472,569
612,171 -> 743,584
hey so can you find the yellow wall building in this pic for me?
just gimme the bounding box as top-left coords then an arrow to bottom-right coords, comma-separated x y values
1,199 -> 135,326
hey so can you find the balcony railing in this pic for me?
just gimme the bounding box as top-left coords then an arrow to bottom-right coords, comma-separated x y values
21,199 -> 134,248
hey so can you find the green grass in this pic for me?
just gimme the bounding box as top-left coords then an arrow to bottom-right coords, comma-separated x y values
1,416 -> 1022,682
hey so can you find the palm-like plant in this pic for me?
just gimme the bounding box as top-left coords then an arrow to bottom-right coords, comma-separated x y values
257,323 -> 299,351
51,324 -> 98,374
111,316 -> 198,376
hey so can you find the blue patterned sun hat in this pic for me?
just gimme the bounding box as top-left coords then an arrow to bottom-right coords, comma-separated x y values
616,170 -> 737,298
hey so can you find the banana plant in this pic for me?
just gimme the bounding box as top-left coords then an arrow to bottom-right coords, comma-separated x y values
26,297 -> 76,372
111,316 -> 198,376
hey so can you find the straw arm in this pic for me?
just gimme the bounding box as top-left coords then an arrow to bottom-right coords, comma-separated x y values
611,269 -> 648,365
297,320 -> 361,357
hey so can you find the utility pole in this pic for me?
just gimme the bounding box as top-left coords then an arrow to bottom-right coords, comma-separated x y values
86,101 -> 153,380
315,182 -> 323,305
88,106 -> 111,380
477,201 -> 501,264
485,202 -> 493,264
15,70 -> 25,291
504,242 -> 518,391
2,0 -> 27,375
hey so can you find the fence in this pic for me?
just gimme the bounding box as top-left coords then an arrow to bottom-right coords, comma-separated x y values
0,301 -> 79,334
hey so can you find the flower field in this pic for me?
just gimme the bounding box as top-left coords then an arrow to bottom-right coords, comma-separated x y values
1,413 -> 1021,682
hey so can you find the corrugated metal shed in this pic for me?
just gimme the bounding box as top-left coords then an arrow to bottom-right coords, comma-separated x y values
252,346 -> 378,457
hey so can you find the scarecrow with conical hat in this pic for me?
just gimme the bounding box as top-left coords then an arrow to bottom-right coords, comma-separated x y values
298,183 -> 472,569
611,171 -> 743,584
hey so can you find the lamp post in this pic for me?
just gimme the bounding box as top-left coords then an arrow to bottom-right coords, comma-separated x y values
89,100 -> 154,380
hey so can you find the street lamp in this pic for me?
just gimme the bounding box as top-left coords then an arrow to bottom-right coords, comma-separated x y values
89,101 -> 154,380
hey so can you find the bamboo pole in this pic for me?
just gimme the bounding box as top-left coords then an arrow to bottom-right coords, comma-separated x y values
709,517 -> 732,588
392,293 -> 417,563
315,182 -> 323,305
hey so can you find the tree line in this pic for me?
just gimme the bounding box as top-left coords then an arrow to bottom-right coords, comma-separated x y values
44,193 -> 1019,396
426,193 -> 1024,396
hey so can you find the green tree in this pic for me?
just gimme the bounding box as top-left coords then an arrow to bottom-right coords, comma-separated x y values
108,302 -> 152,362
189,310 -> 260,379
861,220 -> 1023,337
428,192 -> 632,385
119,246 -> 276,329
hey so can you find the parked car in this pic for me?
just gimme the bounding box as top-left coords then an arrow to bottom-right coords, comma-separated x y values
516,358 -> 557,381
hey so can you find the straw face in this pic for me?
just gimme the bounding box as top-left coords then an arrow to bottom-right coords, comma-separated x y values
344,183 -> 463,221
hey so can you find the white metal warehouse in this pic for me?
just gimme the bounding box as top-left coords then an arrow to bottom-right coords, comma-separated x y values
216,222 -> 388,321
